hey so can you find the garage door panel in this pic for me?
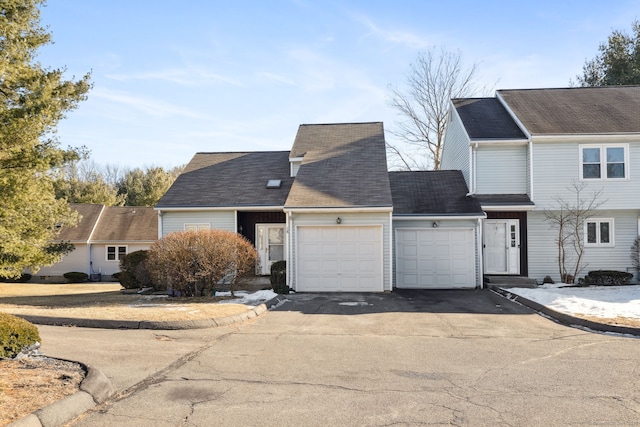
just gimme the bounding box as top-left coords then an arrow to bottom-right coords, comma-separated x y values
297,226 -> 383,292
396,228 -> 475,289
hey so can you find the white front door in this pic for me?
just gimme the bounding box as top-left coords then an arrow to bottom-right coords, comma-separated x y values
256,224 -> 285,275
483,219 -> 520,275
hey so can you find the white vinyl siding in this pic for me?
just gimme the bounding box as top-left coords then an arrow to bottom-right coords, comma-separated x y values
441,111 -> 471,187
161,211 -> 235,236
31,245 -> 89,277
527,210 -> 639,283
532,140 -> 640,210
288,211 -> 392,292
475,144 -> 528,194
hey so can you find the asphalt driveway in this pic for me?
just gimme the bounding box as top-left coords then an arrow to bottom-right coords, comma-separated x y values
38,289 -> 640,426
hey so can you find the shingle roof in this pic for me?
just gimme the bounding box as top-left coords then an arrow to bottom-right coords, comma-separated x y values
498,86 -> 640,135
389,170 -> 484,216
471,194 -> 534,207
156,151 -> 293,208
285,123 -> 393,208
91,206 -> 157,242
56,204 -> 104,242
452,98 -> 527,140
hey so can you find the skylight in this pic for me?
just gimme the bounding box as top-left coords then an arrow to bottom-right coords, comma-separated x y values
266,179 -> 282,189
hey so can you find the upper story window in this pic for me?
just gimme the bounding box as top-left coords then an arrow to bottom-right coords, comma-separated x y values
580,144 -> 628,180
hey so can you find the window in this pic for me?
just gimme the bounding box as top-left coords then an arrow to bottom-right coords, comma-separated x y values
107,245 -> 127,261
580,144 -> 628,180
184,223 -> 210,231
585,219 -> 614,247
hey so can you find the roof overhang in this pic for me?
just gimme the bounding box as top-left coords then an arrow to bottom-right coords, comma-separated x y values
393,214 -> 486,220
284,206 -> 393,214
531,133 -> 640,143
480,204 -> 536,212
469,138 -> 529,146
155,206 -> 285,212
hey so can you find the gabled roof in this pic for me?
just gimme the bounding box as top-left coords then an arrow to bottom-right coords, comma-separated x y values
156,151 -> 293,208
452,98 -> 527,140
389,170 -> 484,216
285,122 -> 393,208
497,86 -> 640,135
91,206 -> 158,242
56,204 -> 105,242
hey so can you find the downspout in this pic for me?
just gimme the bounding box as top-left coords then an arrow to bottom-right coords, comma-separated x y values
388,211 -> 393,292
157,210 -> 163,239
287,211 -> 293,291
87,205 -> 105,277
528,138 -> 534,201
472,142 -> 478,194
468,143 -> 474,194
477,218 -> 484,289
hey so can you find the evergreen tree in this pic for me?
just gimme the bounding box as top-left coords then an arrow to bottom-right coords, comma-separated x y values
0,0 -> 91,278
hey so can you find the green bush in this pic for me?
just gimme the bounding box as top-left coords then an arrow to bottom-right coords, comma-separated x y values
118,250 -> 154,289
583,270 -> 633,286
63,271 -> 88,283
0,312 -> 41,359
270,260 -> 289,294
0,273 -> 32,283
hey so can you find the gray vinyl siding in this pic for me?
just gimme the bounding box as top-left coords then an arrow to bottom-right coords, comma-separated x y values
441,112 -> 471,187
532,141 -> 640,210
288,211 -> 392,291
475,144 -> 528,194
527,210 -> 640,284
391,218 -> 481,288
161,210 -> 236,236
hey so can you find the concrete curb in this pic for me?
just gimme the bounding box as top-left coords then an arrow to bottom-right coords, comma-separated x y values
14,295 -> 287,330
492,287 -> 640,337
8,364 -> 115,427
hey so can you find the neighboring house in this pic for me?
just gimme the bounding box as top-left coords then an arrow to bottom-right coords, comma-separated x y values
156,122 -> 485,291
441,86 -> 640,283
32,204 -> 158,282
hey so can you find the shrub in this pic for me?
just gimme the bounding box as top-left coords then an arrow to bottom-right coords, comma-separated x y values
0,273 -> 32,283
0,312 -> 41,359
270,260 -> 289,294
118,250 -> 154,289
147,229 -> 258,297
583,270 -> 633,286
63,271 -> 88,283
542,275 -> 554,284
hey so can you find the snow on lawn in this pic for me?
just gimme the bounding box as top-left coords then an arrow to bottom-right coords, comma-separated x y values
216,290 -> 278,307
507,284 -> 640,320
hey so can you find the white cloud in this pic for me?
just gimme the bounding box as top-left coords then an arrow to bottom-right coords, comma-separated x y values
351,13 -> 433,50
106,67 -> 244,87
91,87 -> 206,119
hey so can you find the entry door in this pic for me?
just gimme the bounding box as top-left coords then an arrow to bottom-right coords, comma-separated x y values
483,219 -> 520,275
256,224 -> 285,275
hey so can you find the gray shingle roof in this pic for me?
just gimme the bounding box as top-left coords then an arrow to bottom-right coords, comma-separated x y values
498,86 -> 640,135
156,151 -> 293,208
452,98 -> 527,140
389,170 -> 484,216
91,206 -> 158,242
56,204 -> 104,242
472,194 -> 534,207
285,123 -> 393,208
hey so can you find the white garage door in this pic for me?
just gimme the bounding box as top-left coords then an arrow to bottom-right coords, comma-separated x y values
297,226 -> 383,292
396,228 -> 475,289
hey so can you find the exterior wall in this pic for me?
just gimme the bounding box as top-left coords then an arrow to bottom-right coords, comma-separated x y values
237,211 -> 285,245
475,144 -> 528,194
527,209 -> 640,283
288,211 -> 392,291
392,218 -> 481,288
32,244 -> 89,278
160,210 -> 236,236
441,112 -> 471,186
531,139 -> 640,210
90,243 -> 154,276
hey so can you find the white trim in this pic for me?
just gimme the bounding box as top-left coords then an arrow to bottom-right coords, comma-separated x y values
579,143 -> 630,181
496,92 -> 532,139
477,218 -> 484,288
584,218 -> 615,247
388,211 -> 393,292
533,133 -> 640,142
288,156 -> 304,162
468,139 -> 528,145
393,215 -> 486,221
480,205 -> 535,212
529,139 -> 534,201
284,207 -> 393,213
155,206 -> 285,212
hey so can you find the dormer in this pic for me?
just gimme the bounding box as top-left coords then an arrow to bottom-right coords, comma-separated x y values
289,156 -> 303,177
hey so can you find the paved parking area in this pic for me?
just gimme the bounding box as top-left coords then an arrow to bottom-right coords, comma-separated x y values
40,290 -> 640,426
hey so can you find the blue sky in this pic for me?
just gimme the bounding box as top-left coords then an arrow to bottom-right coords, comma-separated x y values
38,1 -> 639,170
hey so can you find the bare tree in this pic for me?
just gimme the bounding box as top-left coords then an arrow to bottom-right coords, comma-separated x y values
544,182 -> 605,283
387,47 -> 484,170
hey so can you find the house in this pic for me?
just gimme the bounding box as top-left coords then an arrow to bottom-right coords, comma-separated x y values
32,204 -> 158,282
156,122 -> 485,291
441,86 -> 640,283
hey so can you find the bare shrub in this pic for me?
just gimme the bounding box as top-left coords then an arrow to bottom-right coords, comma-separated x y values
147,229 -> 257,297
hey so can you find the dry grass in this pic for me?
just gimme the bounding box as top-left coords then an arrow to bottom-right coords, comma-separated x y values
0,357 -> 84,426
